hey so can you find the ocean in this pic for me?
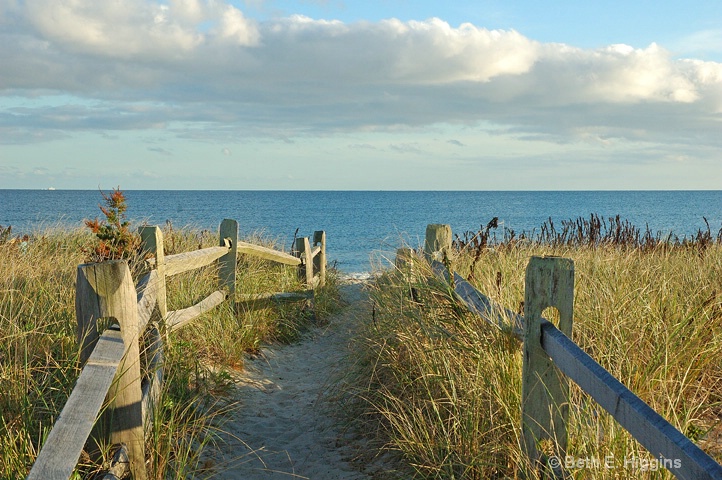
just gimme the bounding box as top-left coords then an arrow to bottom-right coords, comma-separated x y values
1,190 -> 721,274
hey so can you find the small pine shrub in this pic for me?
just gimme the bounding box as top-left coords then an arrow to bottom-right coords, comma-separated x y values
84,187 -> 140,262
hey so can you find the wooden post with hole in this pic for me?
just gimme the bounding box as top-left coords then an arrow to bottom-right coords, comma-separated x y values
424,224 -> 452,261
295,237 -> 314,287
76,261 -> 147,480
77,271 -> 101,367
313,230 -> 326,288
521,256 -> 574,478
139,225 -> 167,321
219,219 -> 238,295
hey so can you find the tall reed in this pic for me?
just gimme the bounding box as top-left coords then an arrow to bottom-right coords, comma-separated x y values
1,229 -> 89,476
350,217 -> 722,479
0,225 -> 334,478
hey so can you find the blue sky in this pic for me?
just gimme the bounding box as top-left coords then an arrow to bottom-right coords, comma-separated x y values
1,0 -> 721,190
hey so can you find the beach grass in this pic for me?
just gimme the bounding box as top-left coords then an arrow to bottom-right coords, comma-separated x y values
349,218 -> 722,479
0,224 -> 338,478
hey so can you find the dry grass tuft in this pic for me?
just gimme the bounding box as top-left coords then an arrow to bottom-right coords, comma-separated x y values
0,225 -> 339,478
348,217 -> 722,479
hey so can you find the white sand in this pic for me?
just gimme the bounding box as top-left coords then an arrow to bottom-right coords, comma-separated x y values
202,283 -> 392,479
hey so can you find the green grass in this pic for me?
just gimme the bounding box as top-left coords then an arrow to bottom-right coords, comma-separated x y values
349,223 -> 722,479
0,225 -> 339,478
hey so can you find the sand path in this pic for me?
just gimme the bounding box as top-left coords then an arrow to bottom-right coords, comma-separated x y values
205,282 -> 389,479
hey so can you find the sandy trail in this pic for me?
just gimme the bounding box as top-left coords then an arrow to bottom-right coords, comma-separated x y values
204,282 -> 388,479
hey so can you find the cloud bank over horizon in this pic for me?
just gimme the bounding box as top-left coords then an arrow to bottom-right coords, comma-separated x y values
1,0 -> 721,189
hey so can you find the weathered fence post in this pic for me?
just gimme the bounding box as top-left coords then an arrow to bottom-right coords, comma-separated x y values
137,226 -> 166,438
295,237 -> 314,287
313,230 -> 326,288
521,256 -> 574,478
424,224 -> 452,261
219,219 -> 238,295
76,261 -> 147,480
139,225 -> 167,320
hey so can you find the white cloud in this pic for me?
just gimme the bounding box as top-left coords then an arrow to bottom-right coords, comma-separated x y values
0,0 -> 721,152
16,0 -> 258,61
366,18 -> 539,83
215,4 -> 261,44
168,0 -> 207,23
23,1 -> 195,58
588,43 -> 699,103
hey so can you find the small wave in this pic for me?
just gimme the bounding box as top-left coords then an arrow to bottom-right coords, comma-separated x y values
340,272 -> 376,283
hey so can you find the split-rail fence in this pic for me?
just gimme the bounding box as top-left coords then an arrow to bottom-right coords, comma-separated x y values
27,219 -> 326,480
395,224 -> 722,480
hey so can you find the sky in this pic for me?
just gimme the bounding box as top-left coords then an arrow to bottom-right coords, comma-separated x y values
0,0 -> 721,190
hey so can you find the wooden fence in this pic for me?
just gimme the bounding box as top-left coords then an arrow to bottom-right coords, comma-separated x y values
27,220 -> 326,480
398,224 -> 722,480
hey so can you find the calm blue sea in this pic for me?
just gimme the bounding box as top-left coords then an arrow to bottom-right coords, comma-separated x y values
1,190 -> 721,274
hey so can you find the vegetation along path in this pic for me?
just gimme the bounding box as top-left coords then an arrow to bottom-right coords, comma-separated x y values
203,282 -> 389,479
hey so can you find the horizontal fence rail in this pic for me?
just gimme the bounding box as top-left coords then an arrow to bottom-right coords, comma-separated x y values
155,242 -> 232,277
166,290 -> 228,331
541,321 -> 722,480
28,220 -> 327,479
237,241 -> 301,266
27,328 -> 125,480
402,224 -> 722,480
431,261 -> 524,338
